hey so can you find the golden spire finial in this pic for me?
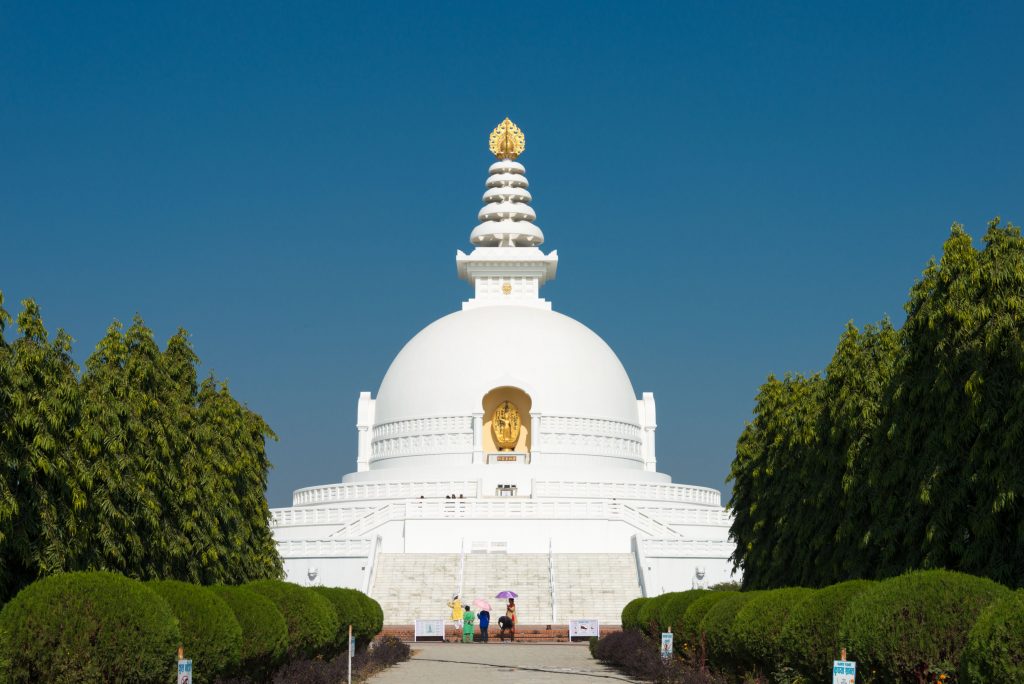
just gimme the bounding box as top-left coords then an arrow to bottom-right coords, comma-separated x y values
489,117 -> 526,160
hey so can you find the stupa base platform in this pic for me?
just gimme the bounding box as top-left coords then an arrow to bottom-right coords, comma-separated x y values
379,624 -> 622,644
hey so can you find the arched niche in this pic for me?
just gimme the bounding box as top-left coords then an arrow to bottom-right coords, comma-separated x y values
481,386 -> 532,454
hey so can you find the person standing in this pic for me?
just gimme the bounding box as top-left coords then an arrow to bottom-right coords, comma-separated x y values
447,594 -> 462,643
505,598 -> 517,642
478,608 -> 490,642
462,605 -> 475,643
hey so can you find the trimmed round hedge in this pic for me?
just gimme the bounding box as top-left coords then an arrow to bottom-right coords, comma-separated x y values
678,591 -> 734,656
636,595 -> 664,637
661,591 -> 709,656
147,579 -> 242,683
731,587 -> 814,677
700,591 -> 759,673
209,584 -> 288,680
246,580 -> 340,659
840,569 -> 1009,682
961,590 -> 1024,683
621,597 -> 647,631
312,587 -> 381,649
0,571 -> 180,683
360,591 -> 384,636
779,580 -> 873,682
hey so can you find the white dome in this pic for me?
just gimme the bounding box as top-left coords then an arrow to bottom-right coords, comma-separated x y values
374,306 -> 639,426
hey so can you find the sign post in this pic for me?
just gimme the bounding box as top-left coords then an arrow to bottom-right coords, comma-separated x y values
176,645 -> 192,684
660,628 -> 673,661
414,618 -> 445,641
347,624 -> 353,684
833,648 -> 855,684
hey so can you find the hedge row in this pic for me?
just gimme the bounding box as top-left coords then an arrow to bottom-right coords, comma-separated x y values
620,570 -> 1022,682
0,571 -> 383,684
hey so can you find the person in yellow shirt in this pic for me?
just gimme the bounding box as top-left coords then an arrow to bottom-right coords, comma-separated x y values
447,594 -> 462,643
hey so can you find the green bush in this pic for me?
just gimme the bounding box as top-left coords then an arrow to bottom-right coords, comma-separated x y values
636,594 -> 667,637
621,597 -> 648,631
209,584 -> 287,681
147,580 -> 242,683
246,580 -> 340,659
840,569 -> 1009,682
356,590 -> 384,637
961,590 -> 1024,683
677,591 -> 734,657
312,587 -> 381,649
0,571 -> 180,683
660,590 -> 709,656
779,580 -> 873,682
700,591 -> 758,673
731,587 -> 814,677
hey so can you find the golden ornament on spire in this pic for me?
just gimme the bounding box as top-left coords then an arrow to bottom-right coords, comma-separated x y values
489,117 -> 526,160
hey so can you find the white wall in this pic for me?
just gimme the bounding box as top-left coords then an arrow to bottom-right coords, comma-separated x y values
282,557 -> 367,590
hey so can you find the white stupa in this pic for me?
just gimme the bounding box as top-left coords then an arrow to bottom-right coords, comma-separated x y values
271,119 -> 736,624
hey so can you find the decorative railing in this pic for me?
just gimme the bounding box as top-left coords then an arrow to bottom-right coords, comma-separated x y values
292,480 -> 479,506
276,539 -> 371,558
632,505 -> 733,527
328,503 -> 402,539
533,480 -> 722,507
636,537 -> 735,558
272,506 -> 379,527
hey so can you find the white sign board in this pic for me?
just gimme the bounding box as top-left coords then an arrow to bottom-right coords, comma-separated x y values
661,632 -> 673,660
177,659 -> 192,684
833,659 -> 856,684
414,618 -> 445,641
568,618 -> 600,639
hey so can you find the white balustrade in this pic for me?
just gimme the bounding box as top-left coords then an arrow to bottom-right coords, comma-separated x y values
532,480 -> 722,507
277,539 -> 371,558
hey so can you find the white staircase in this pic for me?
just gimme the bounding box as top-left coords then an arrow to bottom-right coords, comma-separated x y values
553,553 -> 640,625
369,553 -> 461,624
370,552 -> 640,625
460,553 -> 552,626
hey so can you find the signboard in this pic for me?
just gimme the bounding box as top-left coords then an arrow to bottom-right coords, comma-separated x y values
833,659 -> 856,684
661,632 -> 673,660
568,618 -> 600,640
414,618 -> 445,641
177,659 -> 192,684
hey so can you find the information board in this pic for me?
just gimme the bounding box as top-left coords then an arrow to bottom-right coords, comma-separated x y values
833,659 -> 856,684
661,632 -> 674,660
177,659 -> 192,684
414,618 -> 445,641
568,618 -> 600,639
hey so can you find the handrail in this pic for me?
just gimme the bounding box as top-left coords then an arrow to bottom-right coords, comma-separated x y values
457,538 -> 466,601
617,503 -> 685,539
328,503 -> 400,539
548,538 -> 557,624
361,534 -> 382,594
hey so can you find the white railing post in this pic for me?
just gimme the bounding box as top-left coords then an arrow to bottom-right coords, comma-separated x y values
632,535 -> 650,598
548,537 -> 557,624
361,534 -> 382,594
457,537 -> 466,599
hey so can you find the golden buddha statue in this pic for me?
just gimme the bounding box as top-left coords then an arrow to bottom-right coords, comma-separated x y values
492,400 -> 521,451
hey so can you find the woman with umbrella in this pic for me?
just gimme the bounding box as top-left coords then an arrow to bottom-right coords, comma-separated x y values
473,599 -> 491,642
497,591 -> 517,642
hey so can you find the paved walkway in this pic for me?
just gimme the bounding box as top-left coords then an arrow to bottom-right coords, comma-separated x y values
368,642 -> 640,683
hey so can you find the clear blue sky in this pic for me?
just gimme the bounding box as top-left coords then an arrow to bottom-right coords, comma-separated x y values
3,2 -> 1021,507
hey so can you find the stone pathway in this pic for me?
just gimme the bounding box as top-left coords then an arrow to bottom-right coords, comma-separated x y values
367,642 -> 640,683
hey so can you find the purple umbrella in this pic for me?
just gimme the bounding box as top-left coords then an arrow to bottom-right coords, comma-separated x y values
495,590 -> 518,599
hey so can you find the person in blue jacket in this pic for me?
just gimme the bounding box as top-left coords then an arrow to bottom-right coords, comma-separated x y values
477,608 -> 490,642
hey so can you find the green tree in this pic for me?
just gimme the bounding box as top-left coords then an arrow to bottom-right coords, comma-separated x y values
863,220 -> 1024,584
728,372 -> 824,589
730,219 -> 1024,589
0,299 -> 86,599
